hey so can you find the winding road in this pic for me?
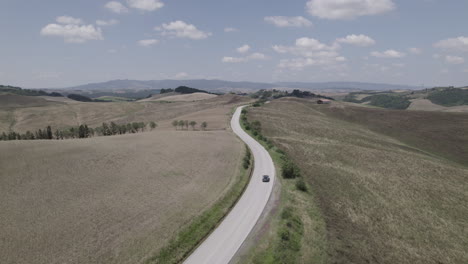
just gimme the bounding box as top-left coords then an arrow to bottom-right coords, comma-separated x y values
183,106 -> 276,264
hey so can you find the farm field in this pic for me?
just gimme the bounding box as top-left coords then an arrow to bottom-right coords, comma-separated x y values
0,130 -> 244,264
0,94 -> 248,133
246,98 -> 468,264
408,98 -> 468,112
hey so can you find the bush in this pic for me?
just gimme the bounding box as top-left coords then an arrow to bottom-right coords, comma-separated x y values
282,160 -> 301,179
296,179 -> 308,192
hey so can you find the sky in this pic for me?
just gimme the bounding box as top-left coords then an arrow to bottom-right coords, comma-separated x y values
0,0 -> 467,88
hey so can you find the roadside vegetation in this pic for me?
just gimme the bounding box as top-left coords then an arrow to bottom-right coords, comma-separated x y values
245,98 -> 468,264
145,145 -> 253,264
240,107 -> 327,264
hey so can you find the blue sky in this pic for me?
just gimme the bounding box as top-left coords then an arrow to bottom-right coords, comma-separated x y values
1,0 -> 467,88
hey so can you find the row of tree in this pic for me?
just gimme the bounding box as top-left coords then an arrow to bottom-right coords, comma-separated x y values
0,121 -> 157,141
171,120 -> 208,130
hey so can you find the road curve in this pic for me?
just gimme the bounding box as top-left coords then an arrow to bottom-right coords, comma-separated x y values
183,106 -> 275,264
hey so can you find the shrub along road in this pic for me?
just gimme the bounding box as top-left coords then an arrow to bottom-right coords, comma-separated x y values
184,106 -> 276,264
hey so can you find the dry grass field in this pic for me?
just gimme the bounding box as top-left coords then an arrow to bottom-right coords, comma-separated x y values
0,94 -> 249,133
0,130 -> 244,264
0,93 -> 253,263
408,98 -> 468,112
247,98 -> 468,264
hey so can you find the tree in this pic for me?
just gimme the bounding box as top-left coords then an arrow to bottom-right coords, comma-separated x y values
184,120 -> 189,130
78,125 -> 86,138
172,120 -> 179,130
46,126 -> 53,140
201,121 -> 208,130
54,130 -> 60,140
110,122 -> 119,135
189,121 -> 197,130
102,123 -> 111,136
178,120 -> 185,130
149,121 -> 157,130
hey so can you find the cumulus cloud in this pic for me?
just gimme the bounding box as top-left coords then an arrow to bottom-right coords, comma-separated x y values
306,0 -> 395,20
156,21 -> 211,40
408,47 -> 422,54
434,36 -> 468,52
224,27 -> 238,32
126,0 -> 164,11
370,49 -> 405,58
105,1 -> 129,13
222,52 -> 267,63
96,19 -> 119,26
273,37 -> 345,70
445,55 -> 465,64
264,16 -> 313,28
40,17 -> 103,43
138,39 -> 159,46
237,44 -> 250,54
56,16 -> 83,25
336,34 -> 375,47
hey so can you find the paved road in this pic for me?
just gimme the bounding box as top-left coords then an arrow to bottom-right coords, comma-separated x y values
183,106 -> 275,264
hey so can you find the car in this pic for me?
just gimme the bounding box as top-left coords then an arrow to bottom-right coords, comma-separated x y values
262,175 -> 270,182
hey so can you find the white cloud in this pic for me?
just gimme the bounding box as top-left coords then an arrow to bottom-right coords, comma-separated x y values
273,37 -> 345,70
408,47 -> 422,54
264,16 -> 313,28
370,49 -> 405,58
222,52 -> 267,63
224,27 -> 238,32
434,36 -> 468,52
96,19 -> 119,26
336,34 -> 375,47
306,0 -> 395,20
108,49 -> 118,53
126,0 -> 164,11
445,55 -> 465,64
433,53 -> 441,59
248,53 -> 267,60
463,69 -> 468,73
237,44 -> 250,54
222,57 -> 247,63
56,16 -> 83,25
105,1 -> 129,14
40,23 -> 103,43
273,37 -> 339,57
156,21 -> 211,40
174,72 -> 188,79
138,39 -> 159,46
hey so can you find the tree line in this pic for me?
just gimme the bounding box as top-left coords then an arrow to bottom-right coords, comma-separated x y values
171,120 -> 208,130
0,121 -> 157,141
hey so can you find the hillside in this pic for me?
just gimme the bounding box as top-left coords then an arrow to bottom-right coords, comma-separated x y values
246,98 -> 468,264
0,94 -> 249,134
60,80 -> 418,93
0,130 -> 244,264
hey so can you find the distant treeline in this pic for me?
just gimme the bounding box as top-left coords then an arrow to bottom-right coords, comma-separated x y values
428,88 -> 468,106
0,85 -> 63,97
344,93 -> 411,109
160,86 -> 210,94
252,89 -> 334,100
0,121 -> 157,141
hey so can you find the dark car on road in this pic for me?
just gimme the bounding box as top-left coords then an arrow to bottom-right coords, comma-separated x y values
262,175 -> 270,182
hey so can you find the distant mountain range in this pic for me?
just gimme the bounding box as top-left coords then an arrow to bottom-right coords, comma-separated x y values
62,79 -> 419,93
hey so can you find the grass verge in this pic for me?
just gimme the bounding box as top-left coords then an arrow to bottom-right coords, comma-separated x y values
239,107 -> 328,264
145,144 -> 253,264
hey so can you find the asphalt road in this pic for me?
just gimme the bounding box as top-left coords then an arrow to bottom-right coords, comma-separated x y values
183,106 -> 275,264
